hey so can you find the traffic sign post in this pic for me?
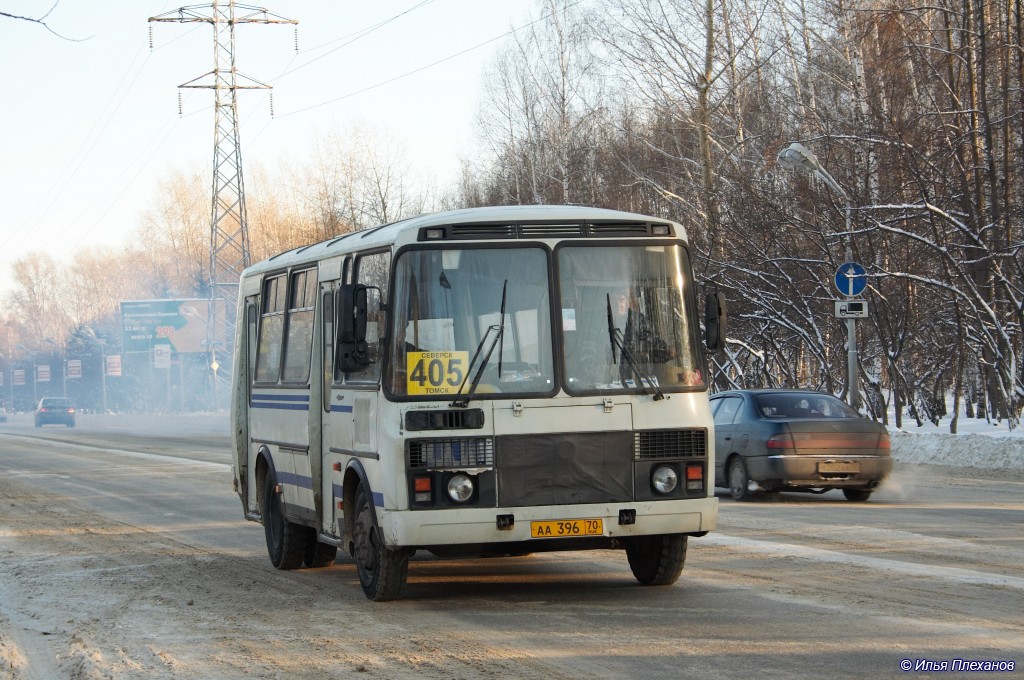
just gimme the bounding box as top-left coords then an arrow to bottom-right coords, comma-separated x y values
833,262 -> 868,412
835,262 -> 867,297
835,300 -> 868,318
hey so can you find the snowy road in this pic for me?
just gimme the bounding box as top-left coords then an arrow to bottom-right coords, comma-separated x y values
1,415 -> 1021,679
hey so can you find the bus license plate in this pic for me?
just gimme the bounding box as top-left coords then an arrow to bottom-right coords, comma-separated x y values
530,518 -> 604,538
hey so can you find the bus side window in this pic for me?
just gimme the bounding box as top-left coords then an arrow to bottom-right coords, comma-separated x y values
246,301 -> 258,386
322,289 -> 334,412
255,274 -> 287,383
282,268 -> 318,383
333,257 -> 351,385
346,251 -> 390,384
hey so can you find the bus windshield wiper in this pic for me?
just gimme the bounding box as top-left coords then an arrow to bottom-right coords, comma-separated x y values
606,293 -> 665,401
451,280 -> 507,407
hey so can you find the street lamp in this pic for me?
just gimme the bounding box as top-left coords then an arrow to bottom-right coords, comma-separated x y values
777,141 -> 861,411
16,343 -> 37,406
45,338 -> 67,398
82,328 -> 109,414
0,352 -> 12,412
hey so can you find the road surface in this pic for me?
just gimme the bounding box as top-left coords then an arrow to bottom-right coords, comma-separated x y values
1,413 -> 1021,679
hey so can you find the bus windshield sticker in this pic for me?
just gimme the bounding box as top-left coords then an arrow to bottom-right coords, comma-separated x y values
406,351 -> 469,395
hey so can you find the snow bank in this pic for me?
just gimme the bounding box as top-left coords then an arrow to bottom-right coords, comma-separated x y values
890,430 -> 1024,470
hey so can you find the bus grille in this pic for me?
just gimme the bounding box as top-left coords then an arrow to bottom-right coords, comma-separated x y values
430,221 -> 673,240
449,224 -> 517,239
519,223 -> 586,237
634,429 -> 707,460
408,437 -> 495,469
588,222 -> 662,236
495,432 -> 632,506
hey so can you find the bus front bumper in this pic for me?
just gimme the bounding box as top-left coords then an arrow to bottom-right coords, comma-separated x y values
379,496 -> 718,548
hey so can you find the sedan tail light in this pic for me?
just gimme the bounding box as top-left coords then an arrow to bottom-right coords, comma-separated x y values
766,432 -> 796,451
877,432 -> 891,449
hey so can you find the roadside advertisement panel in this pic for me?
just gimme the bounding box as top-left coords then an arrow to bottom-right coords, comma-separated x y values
121,299 -> 225,354
105,355 -> 122,377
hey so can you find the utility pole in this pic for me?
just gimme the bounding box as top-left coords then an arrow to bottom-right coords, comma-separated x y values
149,1 -> 297,409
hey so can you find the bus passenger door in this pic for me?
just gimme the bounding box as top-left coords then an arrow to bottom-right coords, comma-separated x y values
236,296 -> 259,514
322,279 -> 354,537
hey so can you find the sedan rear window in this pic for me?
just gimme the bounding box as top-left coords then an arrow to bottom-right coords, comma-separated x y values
755,393 -> 858,419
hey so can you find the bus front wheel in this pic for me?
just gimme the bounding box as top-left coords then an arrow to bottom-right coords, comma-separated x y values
352,483 -> 409,601
625,533 -> 688,586
261,469 -> 309,570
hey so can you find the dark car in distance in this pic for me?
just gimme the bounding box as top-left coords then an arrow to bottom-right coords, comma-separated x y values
711,389 -> 892,502
34,397 -> 76,428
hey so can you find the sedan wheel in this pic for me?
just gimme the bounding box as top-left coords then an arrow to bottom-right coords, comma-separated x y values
843,488 -> 873,502
728,457 -> 752,501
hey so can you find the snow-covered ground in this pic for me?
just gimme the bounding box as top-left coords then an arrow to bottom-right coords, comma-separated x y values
887,415 -> 1024,469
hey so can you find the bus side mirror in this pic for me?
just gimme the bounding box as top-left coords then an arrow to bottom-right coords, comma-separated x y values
338,284 -> 370,371
704,289 -> 727,351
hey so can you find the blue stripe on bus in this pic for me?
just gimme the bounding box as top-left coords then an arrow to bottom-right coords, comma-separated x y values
251,393 -> 310,411
330,404 -> 354,413
251,402 -> 309,411
329,485 -> 382,508
276,471 -> 313,490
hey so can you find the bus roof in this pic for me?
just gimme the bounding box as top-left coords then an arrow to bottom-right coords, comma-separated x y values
242,204 -> 687,278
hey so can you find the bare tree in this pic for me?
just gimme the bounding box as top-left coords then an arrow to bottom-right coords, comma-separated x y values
1,1 -> 90,40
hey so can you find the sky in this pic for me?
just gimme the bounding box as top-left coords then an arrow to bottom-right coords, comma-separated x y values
0,0 -> 539,294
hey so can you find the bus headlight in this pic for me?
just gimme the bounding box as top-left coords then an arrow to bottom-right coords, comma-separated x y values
446,473 -> 475,503
651,466 -> 679,495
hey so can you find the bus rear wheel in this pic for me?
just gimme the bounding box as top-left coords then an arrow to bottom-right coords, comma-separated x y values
625,533 -> 688,586
352,483 -> 409,601
304,537 -> 338,568
261,470 -> 309,570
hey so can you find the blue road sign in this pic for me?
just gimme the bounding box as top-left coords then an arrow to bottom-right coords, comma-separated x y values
834,262 -> 867,297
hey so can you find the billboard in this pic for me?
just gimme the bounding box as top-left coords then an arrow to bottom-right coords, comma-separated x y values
121,299 -> 226,354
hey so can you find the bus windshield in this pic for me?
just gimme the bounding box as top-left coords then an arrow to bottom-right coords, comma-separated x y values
559,244 -> 704,393
388,247 -> 555,397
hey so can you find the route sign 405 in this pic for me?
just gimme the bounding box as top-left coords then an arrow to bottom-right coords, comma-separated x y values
405,351 -> 469,395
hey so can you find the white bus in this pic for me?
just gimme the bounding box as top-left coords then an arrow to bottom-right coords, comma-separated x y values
231,205 -> 726,600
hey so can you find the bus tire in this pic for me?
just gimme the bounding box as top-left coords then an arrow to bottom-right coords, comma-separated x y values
261,470 -> 308,570
625,533 -> 687,586
352,483 -> 409,601
304,535 -> 338,568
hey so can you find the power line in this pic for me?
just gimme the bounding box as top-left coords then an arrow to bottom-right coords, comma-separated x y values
277,0 -> 438,79
275,0 -> 583,119
1,41 -> 154,257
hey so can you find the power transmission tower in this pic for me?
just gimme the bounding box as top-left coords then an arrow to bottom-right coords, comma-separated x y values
149,1 -> 296,409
